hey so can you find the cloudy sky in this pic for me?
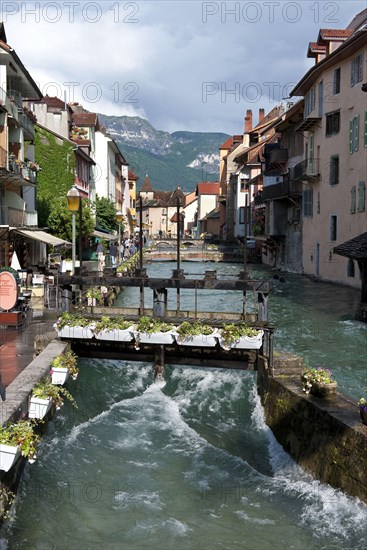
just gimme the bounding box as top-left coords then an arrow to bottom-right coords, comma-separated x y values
3,0 -> 366,134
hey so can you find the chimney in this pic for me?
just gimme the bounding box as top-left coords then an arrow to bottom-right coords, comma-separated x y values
259,108 -> 265,123
244,109 -> 252,133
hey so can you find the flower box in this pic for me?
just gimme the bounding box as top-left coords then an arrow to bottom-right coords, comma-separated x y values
309,380 -> 338,399
28,396 -> 53,419
51,367 -> 70,385
219,331 -> 264,350
57,326 -> 94,339
176,333 -> 218,347
0,444 -> 21,472
94,327 -> 134,342
359,408 -> 367,425
136,331 -> 176,345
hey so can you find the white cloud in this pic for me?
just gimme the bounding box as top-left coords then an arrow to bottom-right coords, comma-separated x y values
3,0 -> 366,133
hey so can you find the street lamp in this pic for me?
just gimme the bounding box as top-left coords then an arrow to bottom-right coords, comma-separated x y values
116,210 -> 123,265
66,185 -> 80,275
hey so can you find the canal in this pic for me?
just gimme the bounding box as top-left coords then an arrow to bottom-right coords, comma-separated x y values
1,262 -> 366,549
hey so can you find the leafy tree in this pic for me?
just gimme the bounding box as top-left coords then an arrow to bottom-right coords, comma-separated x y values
47,197 -> 94,242
95,195 -> 119,233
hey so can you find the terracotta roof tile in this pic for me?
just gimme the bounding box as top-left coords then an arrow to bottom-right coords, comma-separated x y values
318,29 -> 353,41
196,182 -> 220,195
128,170 -> 139,181
141,175 -> 153,192
72,112 -> 98,126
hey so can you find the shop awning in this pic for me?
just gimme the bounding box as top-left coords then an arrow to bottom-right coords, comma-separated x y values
12,229 -> 70,247
92,230 -> 116,241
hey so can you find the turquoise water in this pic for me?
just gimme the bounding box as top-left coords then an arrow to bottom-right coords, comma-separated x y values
1,262 -> 366,549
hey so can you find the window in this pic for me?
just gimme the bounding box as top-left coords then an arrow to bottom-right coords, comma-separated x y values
349,115 -> 359,153
357,181 -> 366,212
239,207 -> 245,224
318,81 -> 323,117
329,156 -> 339,185
351,186 -> 356,213
325,111 -> 340,136
330,215 -> 337,241
317,192 -> 320,214
333,68 -> 341,95
351,53 -> 363,86
303,189 -> 313,217
347,259 -> 355,278
305,86 -> 315,116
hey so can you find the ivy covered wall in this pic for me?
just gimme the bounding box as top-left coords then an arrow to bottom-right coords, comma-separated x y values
35,126 -> 75,227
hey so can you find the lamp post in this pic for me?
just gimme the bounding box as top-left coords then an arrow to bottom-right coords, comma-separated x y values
116,210 -> 123,265
66,185 -> 80,275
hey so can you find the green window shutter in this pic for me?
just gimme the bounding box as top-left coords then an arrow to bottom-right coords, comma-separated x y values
355,115 -> 359,152
349,120 -> 353,153
351,186 -> 356,213
358,182 -> 366,212
364,111 -> 367,147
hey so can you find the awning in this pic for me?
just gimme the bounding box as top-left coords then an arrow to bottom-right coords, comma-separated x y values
13,229 -> 70,247
92,230 -> 116,241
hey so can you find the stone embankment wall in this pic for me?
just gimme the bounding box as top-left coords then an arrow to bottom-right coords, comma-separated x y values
257,351 -> 367,504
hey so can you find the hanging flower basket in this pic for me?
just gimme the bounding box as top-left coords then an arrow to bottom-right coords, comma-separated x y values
0,444 -> 21,472
51,367 -> 70,386
50,350 -> 79,384
28,396 -> 53,419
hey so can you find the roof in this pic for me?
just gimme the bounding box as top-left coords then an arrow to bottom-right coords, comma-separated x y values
291,28 -> 367,96
333,233 -> 367,260
220,135 -> 242,150
37,96 -> 65,109
170,212 -> 185,222
196,182 -> 220,195
347,8 -> 367,30
128,170 -> 139,181
0,23 -> 7,43
72,112 -> 99,126
141,175 -> 153,193
307,42 -> 327,57
318,28 -> 354,42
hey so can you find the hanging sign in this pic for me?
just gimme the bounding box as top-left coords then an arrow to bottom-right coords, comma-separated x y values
0,271 -> 18,311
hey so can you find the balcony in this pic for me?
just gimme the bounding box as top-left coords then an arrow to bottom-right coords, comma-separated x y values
289,158 -> 320,182
296,115 -> 321,132
0,87 -> 36,138
262,178 -> 303,201
0,206 -> 38,226
0,153 -> 38,188
269,148 -> 288,164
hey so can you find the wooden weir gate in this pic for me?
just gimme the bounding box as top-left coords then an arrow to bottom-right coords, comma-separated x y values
57,268 -> 273,372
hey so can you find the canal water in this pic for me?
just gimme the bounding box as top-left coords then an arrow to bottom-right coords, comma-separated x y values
2,262 -> 366,549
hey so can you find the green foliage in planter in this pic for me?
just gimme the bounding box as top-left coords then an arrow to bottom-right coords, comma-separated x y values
0,420 -> 40,459
55,312 -> 94,330
51,350 -> 79,377
176,321 -> 214,337
220,323 -> 261,346
94,316 -> 135,334
301,367 -> 335,394
116,252 -> 140,273
86,287 -> 102,301
32,377 -> 78,409
136,316 -> 173,333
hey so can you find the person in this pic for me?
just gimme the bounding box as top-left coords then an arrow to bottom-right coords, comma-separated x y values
158,229 -> 162,239
59,255 -> 66,274
96,242 -> 104,271
109,243 -> 118,267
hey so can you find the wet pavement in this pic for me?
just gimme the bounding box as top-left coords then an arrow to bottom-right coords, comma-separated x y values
0,310 -> 58,389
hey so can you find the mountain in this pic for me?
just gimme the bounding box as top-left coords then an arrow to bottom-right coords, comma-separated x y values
98,114 -> 230,192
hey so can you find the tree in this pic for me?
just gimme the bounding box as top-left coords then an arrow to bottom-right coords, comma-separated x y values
95,196 -> 119,233
47,197 -> 95,242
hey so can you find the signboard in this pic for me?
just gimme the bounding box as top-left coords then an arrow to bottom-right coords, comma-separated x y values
0,271 -> 18,311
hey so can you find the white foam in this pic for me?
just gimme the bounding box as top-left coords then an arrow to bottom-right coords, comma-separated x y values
113,490 -> 165,511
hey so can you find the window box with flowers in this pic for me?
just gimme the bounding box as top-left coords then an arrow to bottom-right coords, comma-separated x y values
54,312 -> 94,339
94,316 -> 135,342
0,420 -> 40,470
29,377 -> 77,419
301,367 -> 337,399
218,323 -> 264,350
175,321 -> 218,347
134,316 -> 176,346
50,350 -> 79,385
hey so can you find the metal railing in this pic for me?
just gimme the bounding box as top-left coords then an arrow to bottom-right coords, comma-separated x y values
290,158 -> 320,181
